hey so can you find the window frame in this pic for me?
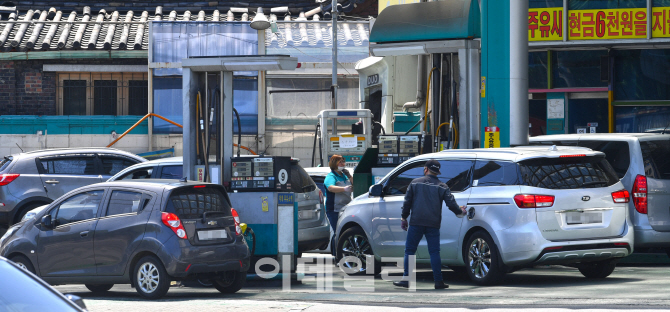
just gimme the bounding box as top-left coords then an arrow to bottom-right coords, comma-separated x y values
50,188 -> 106,227
103,189 -> 154,218
36,154 -> 100,176
383,161 -> 427,196
472,160 -> 521,187
57,72 -> 148,116
98,154 -> 142,177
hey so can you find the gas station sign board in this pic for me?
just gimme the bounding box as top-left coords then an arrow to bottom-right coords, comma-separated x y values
530,7 -> 670,41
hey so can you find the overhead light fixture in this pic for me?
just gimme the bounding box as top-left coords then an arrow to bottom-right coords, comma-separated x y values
250,7 -> 271,30
371,45 -> 427,57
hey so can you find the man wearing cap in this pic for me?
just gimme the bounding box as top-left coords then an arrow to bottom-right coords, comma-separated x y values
393,159 -> 467,289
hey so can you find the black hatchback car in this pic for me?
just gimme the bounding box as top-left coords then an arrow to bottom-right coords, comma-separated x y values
0,180 -> 250,299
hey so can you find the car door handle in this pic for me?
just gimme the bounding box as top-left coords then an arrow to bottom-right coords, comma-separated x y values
45,179 -> 59,184
80,231 -> 89,237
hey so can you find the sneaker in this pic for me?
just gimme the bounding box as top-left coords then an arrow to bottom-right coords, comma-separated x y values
393,281 -> 409,288
434,281 -> 449,289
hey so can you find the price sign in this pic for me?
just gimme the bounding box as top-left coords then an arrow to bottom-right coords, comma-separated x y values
339,136 -> 358,148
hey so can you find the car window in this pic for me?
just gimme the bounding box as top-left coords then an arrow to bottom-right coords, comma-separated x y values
519,156 -> 619,189
40,156 -> 97,175
118,167 -> 153,180
385,162 -> 426,195
160,165 -> 183,179
473,160 -> 519,187
0,156 -> 12,172
640,140 -> 670,180
578,141 -> 630,179
106,190 -> 147,216
54,190 -> 104,226
100,156 -> 138,176
0,261 -> 81,311
290,163 -> 317,193
165,187 -> 232,219
438,160 -> 474,192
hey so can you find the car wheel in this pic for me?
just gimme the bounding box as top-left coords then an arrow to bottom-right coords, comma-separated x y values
10,255 -> 35,274
337,227 -> 381,276
213,270 -> 246,294
464,231 -> 504,285
85,284 -> 114,293
133,256 -> 170,299
578,259 -> 617,278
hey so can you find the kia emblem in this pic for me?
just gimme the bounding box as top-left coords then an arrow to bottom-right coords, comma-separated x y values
582,196 -> 590,201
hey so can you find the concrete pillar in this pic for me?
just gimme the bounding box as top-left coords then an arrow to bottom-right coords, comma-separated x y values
481,0 -> 529,147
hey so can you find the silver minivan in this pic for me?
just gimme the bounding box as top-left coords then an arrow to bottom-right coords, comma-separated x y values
335,146 -> 634,285
530,133 -> 670,255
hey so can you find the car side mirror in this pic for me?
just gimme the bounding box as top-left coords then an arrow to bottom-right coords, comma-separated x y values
369,184 -> 383,197
64,294 -> 87,311
41,215 -> 52,229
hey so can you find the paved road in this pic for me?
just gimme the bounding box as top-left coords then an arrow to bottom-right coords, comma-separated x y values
52,254 -> 670,311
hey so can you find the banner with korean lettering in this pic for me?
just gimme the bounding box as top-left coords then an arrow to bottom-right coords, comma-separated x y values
528,8 -> 564,41
529,7 -> 657,41
652,7 -> 670,37
569,8 -> 647,40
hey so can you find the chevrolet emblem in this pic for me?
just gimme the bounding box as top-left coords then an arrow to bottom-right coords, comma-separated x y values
208,221 -> 217,226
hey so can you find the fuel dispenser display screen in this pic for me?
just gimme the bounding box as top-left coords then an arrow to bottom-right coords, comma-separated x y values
230,156 -> 291,192
377,135 -> 421,166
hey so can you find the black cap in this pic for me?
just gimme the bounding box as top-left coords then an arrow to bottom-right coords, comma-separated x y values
425,159 -> 441,174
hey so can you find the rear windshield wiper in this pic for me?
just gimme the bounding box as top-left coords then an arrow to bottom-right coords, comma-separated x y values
580,181 -> 608,188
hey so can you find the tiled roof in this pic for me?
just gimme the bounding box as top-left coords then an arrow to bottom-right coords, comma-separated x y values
0,3 -> 373,52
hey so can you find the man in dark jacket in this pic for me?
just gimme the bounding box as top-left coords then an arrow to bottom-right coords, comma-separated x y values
393,159 -> 466,289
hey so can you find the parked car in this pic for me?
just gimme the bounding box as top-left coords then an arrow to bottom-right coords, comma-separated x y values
0,148 -> 145,227
530,133 -> 670,256
304,166 -> 335,253
335,146 -> 633,285
0,180 -> 250,299
0,256 -> 87,311
109,157 -> 330,253
304,167 -> 331,199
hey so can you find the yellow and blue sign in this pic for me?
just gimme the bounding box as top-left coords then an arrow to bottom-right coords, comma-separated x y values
277,193 -> 294,205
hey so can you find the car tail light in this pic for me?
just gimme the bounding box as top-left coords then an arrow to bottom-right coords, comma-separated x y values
193,185 -> 206,188
0,174 -> 19,186
161,212 -> 187,239
632,175 -> 647,214
231,208 -> 241,235
614,242 -> 629,246
318,189 -> 324,204
543,246 -> 563,252
559,154 -> 586,158
514,194 -> 555,208
611,189 -> 630,203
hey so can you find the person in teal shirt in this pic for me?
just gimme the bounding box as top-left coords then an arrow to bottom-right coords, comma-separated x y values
324,155 -> 353,231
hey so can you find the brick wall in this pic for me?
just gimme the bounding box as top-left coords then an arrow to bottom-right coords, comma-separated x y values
0,58 -> 146,116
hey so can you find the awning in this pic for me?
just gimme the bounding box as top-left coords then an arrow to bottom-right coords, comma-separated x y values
369,0 -> 481,44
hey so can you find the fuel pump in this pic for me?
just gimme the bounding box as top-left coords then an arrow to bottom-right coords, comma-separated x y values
317,109 -> 373,170
181,56 -> 300,271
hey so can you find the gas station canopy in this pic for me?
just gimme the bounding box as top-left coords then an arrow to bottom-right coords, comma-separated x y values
368,0 -> 481,56
369,0 -> 480,44
181,55 -> 298,72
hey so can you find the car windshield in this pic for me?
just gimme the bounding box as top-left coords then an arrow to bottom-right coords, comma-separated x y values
519,156 -> 619,189
0,261 -> 80,311
165,187 -> 232,219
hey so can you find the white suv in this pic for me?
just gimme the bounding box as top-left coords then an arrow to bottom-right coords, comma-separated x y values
530,133 -> 670,255
335,146 -> 633,285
